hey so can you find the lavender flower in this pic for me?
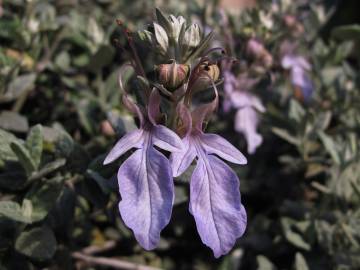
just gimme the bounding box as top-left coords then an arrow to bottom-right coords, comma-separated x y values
104,87 -> 183,250
104,10 -> 249,256
170,89 -> 247,258
281,54 -> 314,102
223,69 -> 265,154
232,92 -> 265,154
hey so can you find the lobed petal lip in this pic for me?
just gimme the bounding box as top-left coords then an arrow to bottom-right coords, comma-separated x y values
199,133 -> 247,165
117,140 -> 174,250
152,125 -> 184,153
189,140 -> 247,258
103,129 -> 144,165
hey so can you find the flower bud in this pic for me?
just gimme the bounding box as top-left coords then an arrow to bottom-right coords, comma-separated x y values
183,24 -> 201,48
153,22 -> 169,56
189,62 -> 220,93
169,15 -> 186,42
157,60 -> 190,90
180,23 -> 201,59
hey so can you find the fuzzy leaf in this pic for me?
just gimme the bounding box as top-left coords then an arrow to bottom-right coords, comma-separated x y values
15,226 -> 57,260
25,176 -> 64,222
10,141 -> 36,175
0,201 -> 31,223
294,253 -> 309,270
26,124 -> 43,170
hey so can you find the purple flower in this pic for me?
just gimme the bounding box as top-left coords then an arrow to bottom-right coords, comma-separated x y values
223,70 -> 265,154
231,91 -> 265,154
103,88 -> 183,250
281,54 -> 314,102
170,91 -> 247,258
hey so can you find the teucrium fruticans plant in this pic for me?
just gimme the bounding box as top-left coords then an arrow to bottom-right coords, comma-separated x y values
104,9 -> 247,257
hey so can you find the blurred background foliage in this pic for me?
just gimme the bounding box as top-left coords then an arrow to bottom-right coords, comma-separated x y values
0,0 -> 360,269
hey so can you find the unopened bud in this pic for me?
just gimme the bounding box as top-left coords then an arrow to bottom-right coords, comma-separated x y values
157,60 -> 190,90
189,62 -> 220,93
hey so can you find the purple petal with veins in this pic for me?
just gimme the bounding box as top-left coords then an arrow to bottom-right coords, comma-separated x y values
104,88 -> 184,250
117,130 -> 174,250
200,133 -> 247,164
170,104 -> 247,257
170,136 -> 197,177
190,153 -> 247,258
103,129 -> 144,165
153,125 -> 184,152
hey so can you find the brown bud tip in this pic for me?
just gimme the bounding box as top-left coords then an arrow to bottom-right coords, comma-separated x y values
188,62 -> 220,93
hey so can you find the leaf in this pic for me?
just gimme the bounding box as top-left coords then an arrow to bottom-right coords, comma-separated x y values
294,253 -> 309,270
1,73 -> 36,103
256,255 -> 276,270
0,111 -> 29,133
317,131 -> 341,165
218,249 -> 243,270
25,176 -> 64,222
0,128 -> 23,162
331,24 -> 360,41
0,201 -> 31,223
272,127 -> 300,145
15,226 -> 57,260
155,8 -> 171,32
281,218 -> 311,251
10,141 -> 36,175
29,158 -> 66,181
26,124 -> 43,170
42,125 -> 74,157
313,111 -> 331,131
289,99 -> 305,123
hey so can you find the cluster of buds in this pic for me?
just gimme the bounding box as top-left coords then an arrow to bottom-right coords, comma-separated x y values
138,9 -> 213,64
104,9 -> 247,258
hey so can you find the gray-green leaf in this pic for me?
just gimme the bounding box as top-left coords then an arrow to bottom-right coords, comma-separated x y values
26,124 -> 43,170
15,226 -> 57,260
10,141 -> 36,176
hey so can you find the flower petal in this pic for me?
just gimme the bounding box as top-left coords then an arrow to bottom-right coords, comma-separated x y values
103,129 -> 144,165
190,155 -> 247,258
176,103 -> 192,137
200,133 -> 247,165
152,125 -> 184,152
191,82 -> 219,132
148,88 -> 162,126
170,136 -> 196,177
122,94 -> 145,127
117,144 -> 174,250
234,107 -> 262,154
